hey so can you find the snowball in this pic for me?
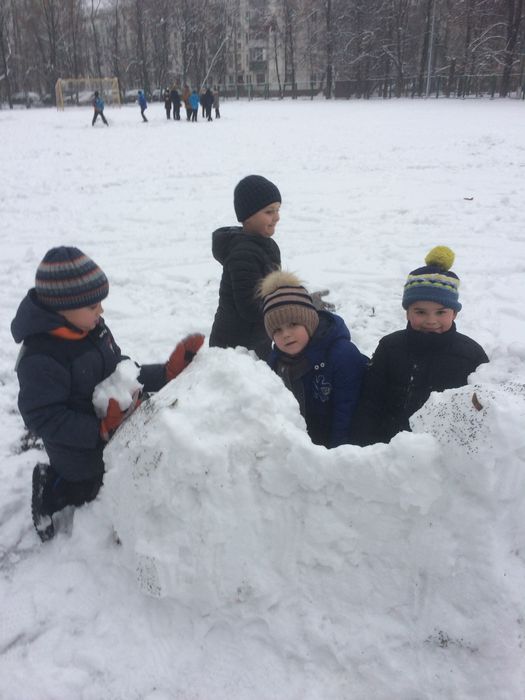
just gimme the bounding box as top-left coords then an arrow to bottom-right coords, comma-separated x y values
92,359 -> 143,418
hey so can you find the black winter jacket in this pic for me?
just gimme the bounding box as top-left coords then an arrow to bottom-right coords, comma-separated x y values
351,322 -> 488,446
11,290 -> 167,481
209,226 -> 281,360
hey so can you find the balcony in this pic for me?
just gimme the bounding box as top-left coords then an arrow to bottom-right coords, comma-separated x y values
249,60 -> 267,72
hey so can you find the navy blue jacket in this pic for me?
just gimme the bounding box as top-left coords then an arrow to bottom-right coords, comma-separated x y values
268,312 -> 367,448
209,226 -> 281,360
11,290 -> 166,481
350,322 -> 489,446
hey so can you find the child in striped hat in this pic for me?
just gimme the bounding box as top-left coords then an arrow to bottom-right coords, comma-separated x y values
351,246 -> 489,446
11,246 -> 204,542
260,270 -> 367,449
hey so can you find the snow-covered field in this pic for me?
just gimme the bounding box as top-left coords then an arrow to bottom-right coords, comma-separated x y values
1,99 -> 524,699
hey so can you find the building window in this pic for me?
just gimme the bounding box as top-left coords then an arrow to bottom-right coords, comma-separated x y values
250,47 -> 264,62
246,74 -> 252,84
256,73 -> 266,85
237,74 -> 244,84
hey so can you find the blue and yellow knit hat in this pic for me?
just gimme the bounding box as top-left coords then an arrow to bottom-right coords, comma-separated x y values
35,246 -> 109,311
402,246 -> 461,311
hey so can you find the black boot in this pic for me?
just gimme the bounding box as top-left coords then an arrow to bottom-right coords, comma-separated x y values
31,463 -> 55,542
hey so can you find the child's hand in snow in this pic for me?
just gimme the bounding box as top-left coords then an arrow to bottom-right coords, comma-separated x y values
100,390 -> 142,442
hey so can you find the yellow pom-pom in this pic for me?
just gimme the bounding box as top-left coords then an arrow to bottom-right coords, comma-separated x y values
424,245 -> 455,271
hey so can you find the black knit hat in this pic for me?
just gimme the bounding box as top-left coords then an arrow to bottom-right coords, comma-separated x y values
35,246 -> 109,311
234,175 -> 281,222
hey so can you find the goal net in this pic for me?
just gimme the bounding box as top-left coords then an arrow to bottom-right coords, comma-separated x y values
55,77 -> 121,110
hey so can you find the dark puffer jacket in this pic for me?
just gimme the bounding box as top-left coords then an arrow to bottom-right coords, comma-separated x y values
209,226 -> 281,360
350,322 -> 489,446
268,312 -> 367,448
11,290 -> 167,481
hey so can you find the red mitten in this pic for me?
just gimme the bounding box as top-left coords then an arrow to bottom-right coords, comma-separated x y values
165,333 -> 205,382
100,391 -> 142,442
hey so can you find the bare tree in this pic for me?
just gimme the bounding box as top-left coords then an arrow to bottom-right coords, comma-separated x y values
0,0 -> 13,106
500,0 -> 523,95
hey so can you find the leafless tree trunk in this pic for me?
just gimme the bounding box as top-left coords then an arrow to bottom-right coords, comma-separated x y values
500,0 -> 523,96
0,0 -> 13,107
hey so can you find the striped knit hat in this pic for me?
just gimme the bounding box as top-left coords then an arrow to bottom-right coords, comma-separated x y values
402,246 -> 462,311
260,270 -> 319,339
35,246 -> 109,311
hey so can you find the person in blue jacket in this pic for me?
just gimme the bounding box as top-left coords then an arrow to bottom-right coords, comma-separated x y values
92,91 -> 108,126
259,270 -> 367,448
189,89 -> 200,121
11,246 -> 204,541
138,89 -> 148,122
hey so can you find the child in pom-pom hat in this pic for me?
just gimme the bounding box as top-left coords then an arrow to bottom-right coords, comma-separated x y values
11,246 -> 204,542
209,175 -> 282,360
350,246 -> 488,446
259,270 -> 367,448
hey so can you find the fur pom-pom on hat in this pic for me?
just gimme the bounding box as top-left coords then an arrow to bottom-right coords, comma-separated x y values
402,245 -> 461,311
259,270 -> 319,339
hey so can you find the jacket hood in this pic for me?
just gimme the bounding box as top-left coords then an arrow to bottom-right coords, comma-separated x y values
211,226 -> 246,264
309,311 -> 351,348
11,289 -> 68,343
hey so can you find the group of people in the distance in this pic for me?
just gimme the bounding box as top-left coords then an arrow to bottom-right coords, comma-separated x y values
91,85 -> 220,126
11,174 -> 488,542
163,85 -> 220,123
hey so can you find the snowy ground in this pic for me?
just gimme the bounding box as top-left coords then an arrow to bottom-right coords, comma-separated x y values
0,99 -> 524,699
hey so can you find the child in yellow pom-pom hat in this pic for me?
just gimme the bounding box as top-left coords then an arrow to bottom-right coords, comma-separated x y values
350,246 -> 488,446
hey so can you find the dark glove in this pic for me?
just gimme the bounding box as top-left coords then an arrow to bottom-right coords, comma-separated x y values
100,391 -> 141,442
311,289 -> 336,312
165,333 -> 205,382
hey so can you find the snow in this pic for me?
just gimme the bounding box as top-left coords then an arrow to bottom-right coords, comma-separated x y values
1,99 -> 525,699
92,359 -> 142,417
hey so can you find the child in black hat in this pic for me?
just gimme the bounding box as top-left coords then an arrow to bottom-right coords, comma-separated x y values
260,270 -> 367,448
209,175 -> 282,360
351,246 -> 489,446
11,246 -> 204,541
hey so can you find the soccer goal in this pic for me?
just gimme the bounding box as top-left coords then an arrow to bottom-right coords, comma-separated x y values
55,77 -> 121,110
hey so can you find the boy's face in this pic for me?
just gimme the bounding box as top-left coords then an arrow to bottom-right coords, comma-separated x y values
406,300 -> 457,334
273,323 -> 309,356
59,302 -> 104,332
243,202 -> 281,237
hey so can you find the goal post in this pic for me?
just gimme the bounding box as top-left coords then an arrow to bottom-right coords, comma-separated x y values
55,77 -> 121,110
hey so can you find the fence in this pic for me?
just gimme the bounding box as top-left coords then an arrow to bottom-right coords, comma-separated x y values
215,73 -> 524,100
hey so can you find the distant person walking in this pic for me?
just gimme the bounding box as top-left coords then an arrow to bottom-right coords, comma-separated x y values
203,87 -> 214,121
92,91 -> 108,126
213,87 -> 221,119
189,89 -> 200,122
182,85 -> 192,121
170,86 -> 181,120
163,88 -> 171,119
138,90 -> 148,122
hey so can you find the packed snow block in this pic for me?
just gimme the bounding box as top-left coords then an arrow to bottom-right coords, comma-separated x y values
101,353 -> 525,697
102,346 -> 316,606
410,383 -> 525,667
